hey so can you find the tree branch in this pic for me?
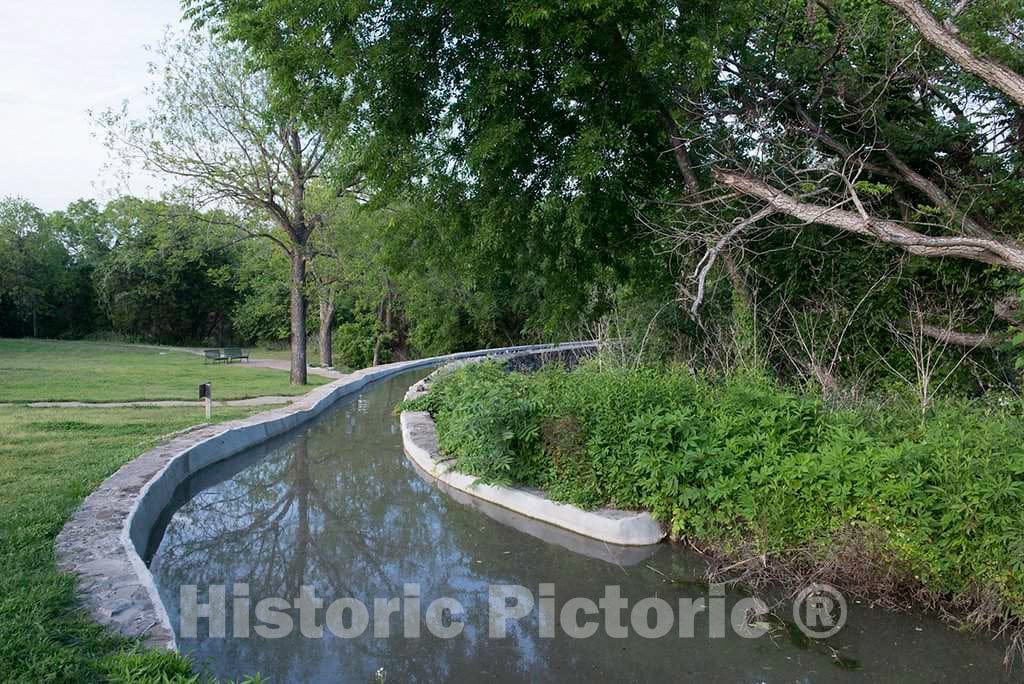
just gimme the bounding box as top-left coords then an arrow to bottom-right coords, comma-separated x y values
914,322 -> 1001,348
713,168 -> 1024,271
881,0 -> 1024,107
879,148 -> 1003,241
690,205 -> 775,315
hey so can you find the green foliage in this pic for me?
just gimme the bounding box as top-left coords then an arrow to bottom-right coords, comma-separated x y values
852,180 -> 893,198
193,0 -> 1024,388
730,288 -> 763,373
1012,279 -> 1024,371
333,314 -> 381,369
0,194 -> 273,348
194,0 -> 685,349
423,362 -> 1024,623
0,197 -> 78,338
306,189 -> 407,364
91,198 -> 241,344
99,646 -> 198,683
230,239 -> 291,343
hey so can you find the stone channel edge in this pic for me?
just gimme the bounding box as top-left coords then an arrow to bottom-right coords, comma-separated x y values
54,342 -> 598,652
399,358 -> 666,549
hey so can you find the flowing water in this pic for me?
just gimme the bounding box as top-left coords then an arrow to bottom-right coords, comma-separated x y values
148,369 -> 1012,682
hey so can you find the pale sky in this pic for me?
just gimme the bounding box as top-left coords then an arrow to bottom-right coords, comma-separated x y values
0,1 -> 186,211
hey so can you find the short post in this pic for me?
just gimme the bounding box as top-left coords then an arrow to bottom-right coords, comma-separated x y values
199,382 -> 212,419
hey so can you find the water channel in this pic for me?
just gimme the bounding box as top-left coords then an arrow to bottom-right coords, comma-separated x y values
147,368 -> 1011,682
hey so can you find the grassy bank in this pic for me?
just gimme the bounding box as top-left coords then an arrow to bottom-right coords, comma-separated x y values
0,339 -> 327,402
0,404 -> 269,681
410,362 -> 1024,655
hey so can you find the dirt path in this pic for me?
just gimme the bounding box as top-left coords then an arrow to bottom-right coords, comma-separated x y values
91,341 -> 345,379
241,358 -> 343,379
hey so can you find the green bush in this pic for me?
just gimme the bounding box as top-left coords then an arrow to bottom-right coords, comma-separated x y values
333,316 -> 380,369
415,361 -> 1024,623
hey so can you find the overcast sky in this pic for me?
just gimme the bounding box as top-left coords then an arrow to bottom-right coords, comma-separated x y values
0,1 -> 185,211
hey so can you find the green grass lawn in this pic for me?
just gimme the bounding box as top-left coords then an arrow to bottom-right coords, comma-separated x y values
0,404 -> 266,682
0,339 -> 328,402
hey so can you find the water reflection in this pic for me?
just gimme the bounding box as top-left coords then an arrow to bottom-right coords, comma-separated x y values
150,370 -> 1011,683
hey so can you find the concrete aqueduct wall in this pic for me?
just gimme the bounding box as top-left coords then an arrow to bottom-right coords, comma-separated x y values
55,342 -> 598,651
400,356 -> 666,549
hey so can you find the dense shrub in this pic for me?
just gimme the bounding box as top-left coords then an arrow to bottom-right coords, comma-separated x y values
412,361 -> 1024,626
333,314 -> 383,369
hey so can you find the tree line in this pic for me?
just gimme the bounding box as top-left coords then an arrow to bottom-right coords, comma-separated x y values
0,191 -> 538,370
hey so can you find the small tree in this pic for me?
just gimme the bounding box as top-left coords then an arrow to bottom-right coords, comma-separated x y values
98,33 -> 332,384
306,189 -> 398,368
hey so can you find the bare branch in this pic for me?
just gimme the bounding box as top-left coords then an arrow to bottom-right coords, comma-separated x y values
714,168 -> 1024,271
690,206 -> 775,316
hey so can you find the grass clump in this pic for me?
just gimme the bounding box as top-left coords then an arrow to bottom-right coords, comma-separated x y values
414,361 -> 1024,646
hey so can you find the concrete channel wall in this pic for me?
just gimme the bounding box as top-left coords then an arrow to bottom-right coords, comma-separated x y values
55,342 -> 596,652
400,355 -> 666,547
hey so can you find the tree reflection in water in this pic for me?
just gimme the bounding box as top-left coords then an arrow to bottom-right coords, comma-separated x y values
150,370 -> 1013,684
151,372 -> 553,682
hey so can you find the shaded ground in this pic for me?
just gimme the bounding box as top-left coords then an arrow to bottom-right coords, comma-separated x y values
105,342 -> 346,378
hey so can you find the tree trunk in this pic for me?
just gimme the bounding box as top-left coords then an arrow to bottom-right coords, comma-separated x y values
371,289 -> 392,367
289,250 -> 308,385
661,114 -> 700,195
318,297 -> 336,369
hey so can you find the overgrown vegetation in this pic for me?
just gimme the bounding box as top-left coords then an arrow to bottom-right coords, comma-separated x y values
412,360 -> 1024,658
11,0 -> 1024,385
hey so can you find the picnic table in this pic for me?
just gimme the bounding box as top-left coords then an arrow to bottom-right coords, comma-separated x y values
203,347 -> 250,364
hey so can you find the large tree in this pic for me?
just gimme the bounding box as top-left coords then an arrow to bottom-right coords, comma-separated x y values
191,0 -> 1024,373
188,0 -> 682,341
99,32 -> 333,383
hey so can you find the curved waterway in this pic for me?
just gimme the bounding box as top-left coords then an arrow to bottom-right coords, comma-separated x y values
148,369 -> 1011,682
